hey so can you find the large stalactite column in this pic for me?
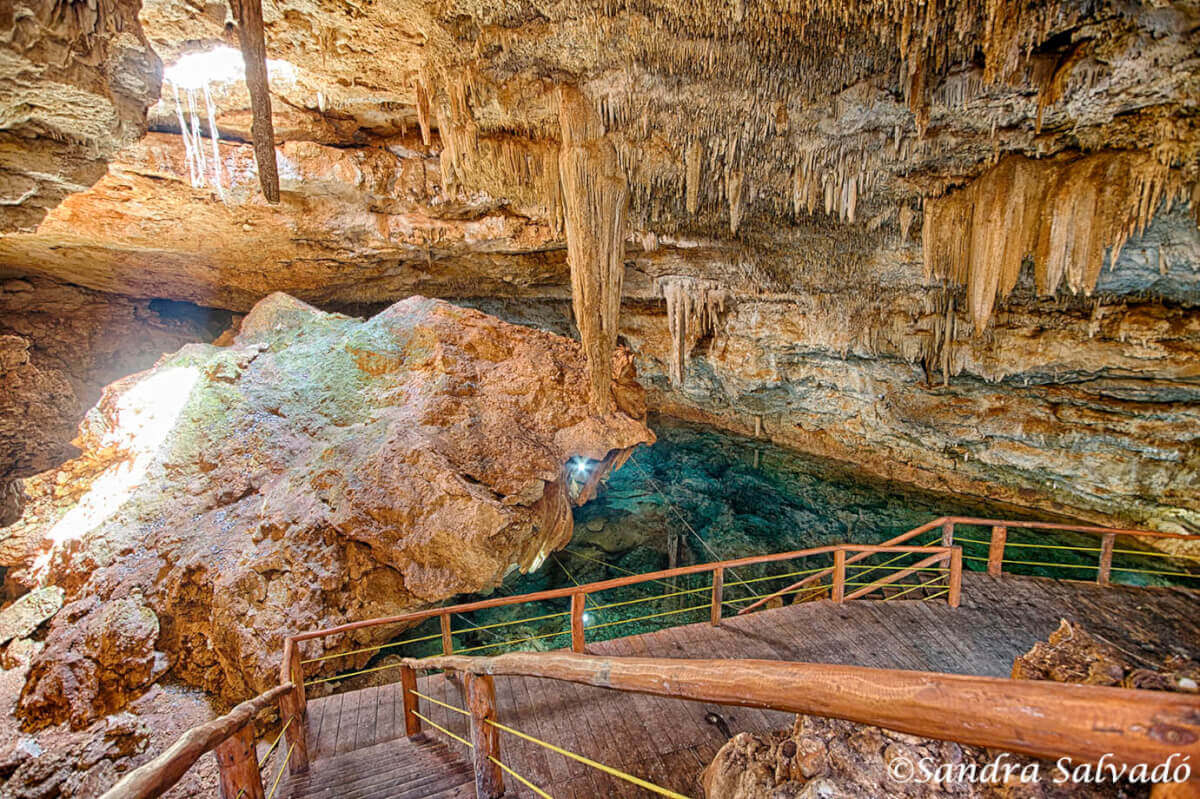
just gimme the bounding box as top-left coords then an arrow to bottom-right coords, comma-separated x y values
558,86 -> 628,415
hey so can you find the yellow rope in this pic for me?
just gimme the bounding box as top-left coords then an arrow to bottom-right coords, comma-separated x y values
961,555 -> 1098,570
456,623 -> 573,652
448,609 -> 572,636
1112,546 -> 1200,562
721,583 -> 828,604
304,658 -> 410,686
882,575 -> 946,602
301,631 -> 443,664
583,602 -> 712,632
955,536 -> 1101,553
590,583 -> 712,611
490,755 -> 555,799
922,589 -> 950,601
1109,564 -> 1200,579
410,689 -> 470,716
412,710 -> 474,748
257,716 -> 293,769
263,742 -> 294,799
486,717 -> 691,799
722,565 -> 828,587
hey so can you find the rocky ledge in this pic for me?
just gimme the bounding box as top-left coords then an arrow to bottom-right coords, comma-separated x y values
0,294 -> 652,742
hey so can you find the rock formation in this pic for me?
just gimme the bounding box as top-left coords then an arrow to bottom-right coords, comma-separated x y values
1,294 -> 651,732
0,0 -> 160,232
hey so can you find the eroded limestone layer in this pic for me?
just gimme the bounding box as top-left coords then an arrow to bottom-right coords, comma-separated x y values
2,293 -> 652,729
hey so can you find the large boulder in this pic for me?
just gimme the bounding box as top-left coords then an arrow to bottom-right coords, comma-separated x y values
3,294 -> 653,726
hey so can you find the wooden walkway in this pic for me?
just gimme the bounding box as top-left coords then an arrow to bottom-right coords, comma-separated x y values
281,574 -> 1199,799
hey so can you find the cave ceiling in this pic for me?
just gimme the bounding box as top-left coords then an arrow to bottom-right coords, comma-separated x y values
0,0 -> 1197,313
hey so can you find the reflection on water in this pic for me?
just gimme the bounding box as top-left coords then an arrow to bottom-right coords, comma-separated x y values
369,417 -> 1198,665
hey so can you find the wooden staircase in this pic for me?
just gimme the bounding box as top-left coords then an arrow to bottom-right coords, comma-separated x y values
280,734 -> 474,799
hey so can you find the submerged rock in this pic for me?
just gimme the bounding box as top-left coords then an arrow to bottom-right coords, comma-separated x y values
2,294 -> 653,726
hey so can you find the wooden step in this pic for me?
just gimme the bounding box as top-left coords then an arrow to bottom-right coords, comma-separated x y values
280,734 -> 474,799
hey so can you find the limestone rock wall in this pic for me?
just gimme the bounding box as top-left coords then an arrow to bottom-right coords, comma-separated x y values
3,293 -> 652,729
0,0 -> 160,232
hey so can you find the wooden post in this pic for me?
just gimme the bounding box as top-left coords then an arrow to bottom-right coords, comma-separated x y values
948,547 -> 963,608
215,723 -> 263,799
400,665 -> 421,737
1098,533 -> 1115,585
832,549 -> 846,603
441,613 -> 454,655
570,592 -> 586,653
279,640 -> 309,774
987,525 -> 1007,576
710,567 -> 724,626
464,674 -> 503,799
941,520 -> 954,547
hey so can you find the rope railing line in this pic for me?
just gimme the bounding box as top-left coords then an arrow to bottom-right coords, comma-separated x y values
304,657 -> 412,686
1109,564 -> 1200,579
301,631 -> 443,664
1111,546 -> 1200,562
847,564 -> 950,574
721,582 -> 829,605
449,609 -> 573,636
485,717 -> 691,799
589,583 -> 712,610
263,742 -> 294,799
412,709 -> 474,748
722,564 -> 829,587
954,536 -> 1102,553
882,575 -> 947,602
454,628 -> 572,656
565,548 -> 682,593
960,554 -> 1099,570
583,602 -> 712,632
256,716 -> 293,769
922,588 -> 950,601
489,755 -> 554,799
411,689 -> 470,716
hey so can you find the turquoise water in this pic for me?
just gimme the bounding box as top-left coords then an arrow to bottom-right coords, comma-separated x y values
369,418 -> 1196,664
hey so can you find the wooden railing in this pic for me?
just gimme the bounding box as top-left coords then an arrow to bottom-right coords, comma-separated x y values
100,515 -> 1198,797
739,515 -> 1198,614
99,684 -> 294,799
394,650 -> 1200,795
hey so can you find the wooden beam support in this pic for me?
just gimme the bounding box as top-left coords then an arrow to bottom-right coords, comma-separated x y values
441,613 -> 454,655
1098,533 -> 1115,586
215,723 -> 263,799
410,651 -> 1200,773
831,549 -> 846,603
464,674 -> 504,799
400,665 -> 421,737
228,0 -> 279,203
99,684 -> 292,799
710,567 -> 724,626
278,640 -> 309,774
941,520 -> 954,547
570,592 -> 586,653
987,525 -> 1007,576
947,547 -> 963,608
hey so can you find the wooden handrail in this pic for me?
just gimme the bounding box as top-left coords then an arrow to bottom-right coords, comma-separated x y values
400,651 -> 1200,772
292,543 -> 952,645
99,683 -> 293,799
738,514 -> 1193,615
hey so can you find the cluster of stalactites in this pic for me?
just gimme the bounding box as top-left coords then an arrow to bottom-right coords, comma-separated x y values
923,151 -> 1197,333
658,276 -> 728,385
559,86 -> 629,414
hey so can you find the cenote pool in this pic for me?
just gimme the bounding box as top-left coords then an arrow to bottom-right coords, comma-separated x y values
344,417 -> 1199,669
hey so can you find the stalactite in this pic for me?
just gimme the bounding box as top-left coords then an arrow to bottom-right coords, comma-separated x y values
923,151 -> 1194,333
898,203 -> 915,243
559,86 -> 628,414
415,81 -> 432,147
658,276 -> 728,385
726,169 -> 744,234
685,140 -> 702,216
